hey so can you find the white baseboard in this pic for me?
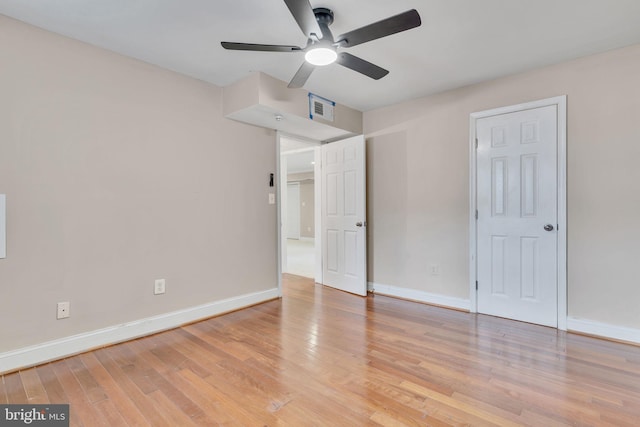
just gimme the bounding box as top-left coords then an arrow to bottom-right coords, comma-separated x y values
368,282 -> 470,311
567,317 -> 640,345
0,288 -> 279,374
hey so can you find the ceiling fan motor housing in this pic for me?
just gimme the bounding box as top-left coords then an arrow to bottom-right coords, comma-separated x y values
310,8 -> 335,44
313,8 -> 334,26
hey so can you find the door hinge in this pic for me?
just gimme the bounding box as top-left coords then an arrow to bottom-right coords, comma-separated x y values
476,280 -> 478,290
475,138 -> 478,149
475,210 -> 478,220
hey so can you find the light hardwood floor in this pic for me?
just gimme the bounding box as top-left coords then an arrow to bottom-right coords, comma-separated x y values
2,274 -> 640,426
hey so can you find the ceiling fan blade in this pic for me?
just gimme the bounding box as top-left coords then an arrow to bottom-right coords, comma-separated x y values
336,52 -> 389,80
283,0 -> 323,40
221,42 -> 302,52
288,61 -> 315,88
336,9 -> 421,48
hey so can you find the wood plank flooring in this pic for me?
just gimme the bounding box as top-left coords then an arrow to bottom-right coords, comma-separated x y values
2,274 -> 640,426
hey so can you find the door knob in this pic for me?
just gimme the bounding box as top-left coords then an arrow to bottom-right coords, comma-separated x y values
544,224 -> 554,231
356,222 -> 363,227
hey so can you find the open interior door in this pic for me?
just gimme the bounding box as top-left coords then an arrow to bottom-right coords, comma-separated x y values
321,135 -> 367,296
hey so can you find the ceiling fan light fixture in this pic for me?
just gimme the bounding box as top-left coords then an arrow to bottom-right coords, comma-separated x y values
221,2 -> 422,87
305,47 -> 337,66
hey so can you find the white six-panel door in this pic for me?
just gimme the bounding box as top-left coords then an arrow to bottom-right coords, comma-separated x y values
476,105 -> 558,327
321,135 -> 367,296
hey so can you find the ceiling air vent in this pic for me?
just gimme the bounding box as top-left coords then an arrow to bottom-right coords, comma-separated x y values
309,93 -> 335,122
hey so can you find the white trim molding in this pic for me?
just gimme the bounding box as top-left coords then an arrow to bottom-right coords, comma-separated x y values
0,288 -> 279,374
368,282 -> 470,311
568,317 -> 640,345
469,95 -> 568,330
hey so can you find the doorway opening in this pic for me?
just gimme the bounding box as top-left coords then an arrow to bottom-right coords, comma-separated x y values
279,135 -> 321,283
277,133 -> 368,297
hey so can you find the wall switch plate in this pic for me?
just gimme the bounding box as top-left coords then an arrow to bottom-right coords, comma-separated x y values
268,193 -> 275,204
430,264 -> 440,276
57,301 -> 70,319
154,279 -> 166,295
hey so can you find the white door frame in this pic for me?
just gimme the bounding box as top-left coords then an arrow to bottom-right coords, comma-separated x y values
313,145 -> 322,282
469,96 -> 568,330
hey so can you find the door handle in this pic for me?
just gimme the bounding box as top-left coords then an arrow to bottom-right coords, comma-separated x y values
356,222 -> 364,227
544,224 -> 554,232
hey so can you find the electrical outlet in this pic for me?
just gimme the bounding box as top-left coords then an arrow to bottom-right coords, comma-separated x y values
154,279 -> 166,295
268,193 -> 275,205
57,302 -> 70,319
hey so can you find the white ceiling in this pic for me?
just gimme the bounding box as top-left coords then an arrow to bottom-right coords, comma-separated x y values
2,0 -> 640,111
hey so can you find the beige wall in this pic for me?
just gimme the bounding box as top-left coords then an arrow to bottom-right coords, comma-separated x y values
364,43 -> 640,329
0,16 -> 277,352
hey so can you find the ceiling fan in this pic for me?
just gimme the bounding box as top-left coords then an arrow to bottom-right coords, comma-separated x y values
221,0 -> 421,88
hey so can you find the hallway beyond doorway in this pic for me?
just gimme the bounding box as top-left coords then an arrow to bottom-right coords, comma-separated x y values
286,238 -> 314,279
